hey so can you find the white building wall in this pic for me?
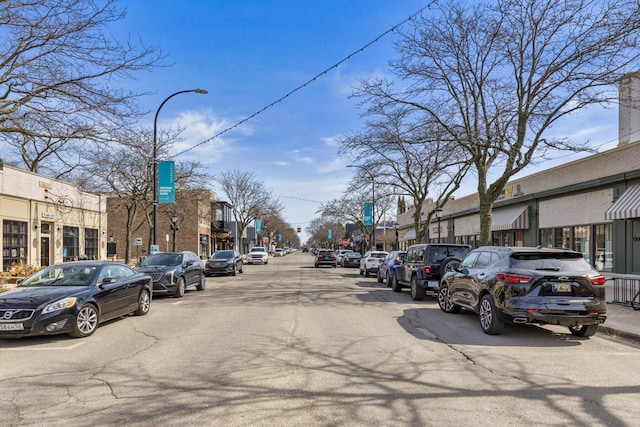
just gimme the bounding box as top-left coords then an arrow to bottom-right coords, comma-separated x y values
539,189 -> 614,228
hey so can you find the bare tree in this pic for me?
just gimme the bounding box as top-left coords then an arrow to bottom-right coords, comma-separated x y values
355,0 -> 640,245
341,107 -> 470,243
217,169 -> 283,254
0,0 -> 162,174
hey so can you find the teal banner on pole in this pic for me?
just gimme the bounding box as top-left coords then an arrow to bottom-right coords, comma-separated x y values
363,202 -> 372,226
158,161 -> 175,204
328,229 -> 333,240
255,219 -> 262,235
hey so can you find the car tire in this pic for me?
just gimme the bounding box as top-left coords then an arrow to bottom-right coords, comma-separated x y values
439,256 -> 462,277
134,290 -> 151,315
196,274 -> 206,291
568,324 -> 599,337
377,270 -> 383,283
239,262 -> 244,273
411,276 -> 426,301
231,264 -> 237,276
386,272 -> 393,287
391,273 -> 402,293
479,294 -> 504,335
437,284 -> 461,313
364,269 -> 369,277
174,276 -> 186,298
70,304 -> 98,338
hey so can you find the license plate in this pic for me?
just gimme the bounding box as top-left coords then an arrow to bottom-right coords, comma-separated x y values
552,283 -> 571,293
0,323 -> 24,331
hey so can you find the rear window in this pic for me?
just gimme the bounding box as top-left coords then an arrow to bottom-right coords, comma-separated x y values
510,252 -> 592,271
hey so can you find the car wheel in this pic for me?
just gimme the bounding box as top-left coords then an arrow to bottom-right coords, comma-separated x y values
410,276 -> 426,301
568,324 -> 599,337
174,276 -> 186,298
239,262 -> 244,273
479,294 -> 504,335
391,273 -> 402,293
377,270 -> 383,283
134,290 -> 151,315
231,264 -> 237,276
332,263 -> 337,268
439,257 -> 462,277
386,270 -> 393,287
437,285 -> 461,313
70,304 -> 98,338
196,274 -> 206,291
359,268 -> 363,275
364,269 -> 369,277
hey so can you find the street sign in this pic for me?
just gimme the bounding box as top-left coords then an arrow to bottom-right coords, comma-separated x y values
150,245 -> 160,254
133,237 -> 143,246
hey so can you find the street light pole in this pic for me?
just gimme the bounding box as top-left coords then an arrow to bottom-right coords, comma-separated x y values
435,207 -> 443,243
347,165 -> 376,251
152,88 -> 207,248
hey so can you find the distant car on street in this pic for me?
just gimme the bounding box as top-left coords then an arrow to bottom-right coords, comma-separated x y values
377,250 -> 407,285
205,250 -> 243,276
359,251 -> 389,277
341,252 -> 362,268
247,247 -> 269,264
315,249 -> 337,268
135,251 -> 205,298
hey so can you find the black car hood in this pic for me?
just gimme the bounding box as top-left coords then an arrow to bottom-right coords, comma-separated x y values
0,286 -> 87,309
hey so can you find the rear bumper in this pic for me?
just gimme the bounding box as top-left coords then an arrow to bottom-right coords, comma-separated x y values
501,299 -> 607,326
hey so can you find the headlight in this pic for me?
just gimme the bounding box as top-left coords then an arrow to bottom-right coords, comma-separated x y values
165,269 -> 177,282
42,297 -> 77,314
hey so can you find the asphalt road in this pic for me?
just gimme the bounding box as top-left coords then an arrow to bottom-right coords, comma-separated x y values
1,252 -> 639,426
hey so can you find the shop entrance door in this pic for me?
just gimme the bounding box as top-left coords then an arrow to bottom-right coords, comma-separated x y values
632,219 -> 640,273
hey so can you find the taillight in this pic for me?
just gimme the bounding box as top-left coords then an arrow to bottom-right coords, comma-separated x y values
422,266 -> 432,275
590,276 -> 606,286
496,273 -> 533,284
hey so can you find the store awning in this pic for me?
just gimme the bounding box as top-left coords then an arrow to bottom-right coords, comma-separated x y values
605,184 -> 640,220
491,205 -> 529,231
402,228 -> 416,241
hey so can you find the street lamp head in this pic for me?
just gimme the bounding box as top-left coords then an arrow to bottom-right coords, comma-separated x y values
194,88 -> 208,94
435,207 -> 444,219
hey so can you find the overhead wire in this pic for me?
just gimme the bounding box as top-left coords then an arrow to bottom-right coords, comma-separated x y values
169,1 -> 436,159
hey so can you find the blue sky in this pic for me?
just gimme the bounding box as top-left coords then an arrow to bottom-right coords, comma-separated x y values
112,0 -> 620,243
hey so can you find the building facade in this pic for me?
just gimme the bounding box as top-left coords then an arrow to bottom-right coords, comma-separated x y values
1,162 -> 108,271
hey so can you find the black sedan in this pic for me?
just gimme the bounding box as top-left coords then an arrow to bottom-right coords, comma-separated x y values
205,250 -> 244,276
0,261 -> 152,338
438,246 -> 607,337
341,252 -> 362,268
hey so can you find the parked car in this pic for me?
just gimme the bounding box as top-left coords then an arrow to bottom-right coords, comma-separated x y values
377,250 -> 407,285
274,248 -> 284,257
391,243 -> 471,298
335,249 -> 353,265
341,252 -> 362,268
315,249 -> 337,267
205,250 -> 243,276
135,251 -> 205,297
247,247 -> 269,264
359,251 -> 389,277
438,246 -> 607,336
0,261 -> 151,338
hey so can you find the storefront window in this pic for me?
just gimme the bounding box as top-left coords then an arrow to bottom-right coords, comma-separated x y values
594,223 -> 613,272
63,226 -> 79,262
573,225 -> 591,265
539,229 -> 553,247
554,227 -> 571,249
85,228 -> 98,260
2,220 -> 28,271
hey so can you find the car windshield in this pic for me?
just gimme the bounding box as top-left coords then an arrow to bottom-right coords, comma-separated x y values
19,265 -> 98,287
139,253 -> 182,267
371,253 -> 387,258
211,251 -> 234,260
251,248 -> 266,252
346,253 -> 361,258
510,252 -> 593,271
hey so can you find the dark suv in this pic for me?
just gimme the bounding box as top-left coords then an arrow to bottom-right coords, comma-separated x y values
135,251 -> 205,297
438,246 -> 607,336
390,243 -> 472,299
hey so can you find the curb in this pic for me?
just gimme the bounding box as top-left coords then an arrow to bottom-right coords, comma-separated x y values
599,325 -> 640,344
